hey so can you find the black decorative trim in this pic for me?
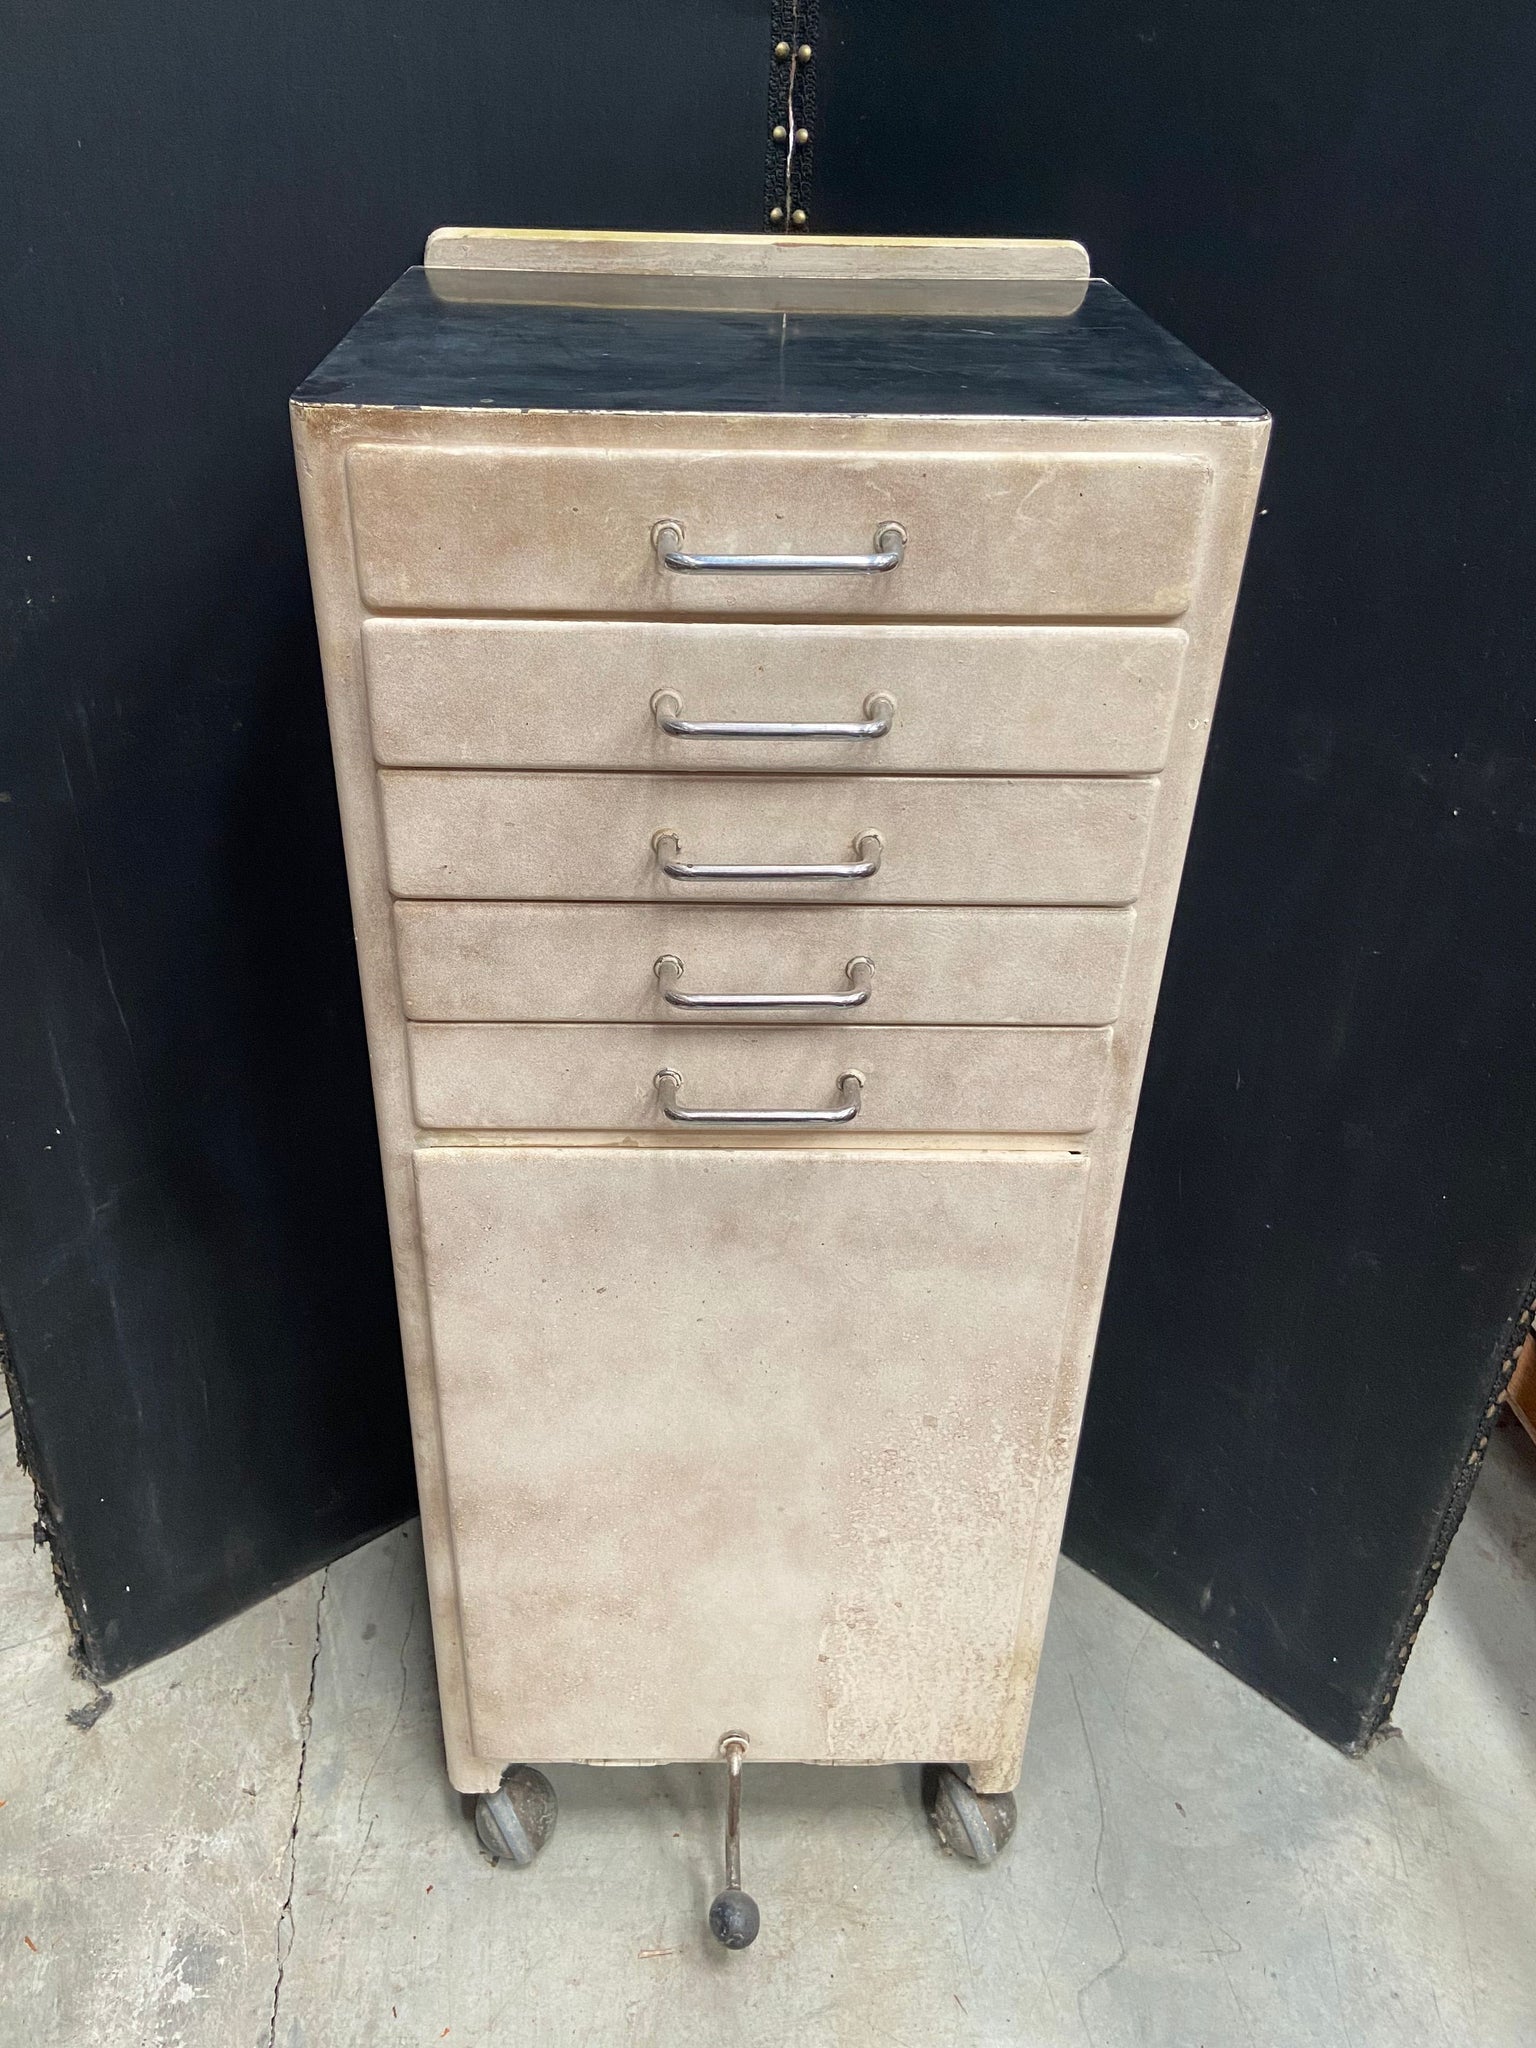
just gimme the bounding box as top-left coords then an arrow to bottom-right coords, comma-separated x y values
0,1316 -> 93,1676
762,0 -> 819,230
1368,1265 -> 1536,1740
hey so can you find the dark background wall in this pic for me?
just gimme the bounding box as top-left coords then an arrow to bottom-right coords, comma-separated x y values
0,0 -> 770,1678
6,0 -> 1533,1752
811,0 -> 1536,1748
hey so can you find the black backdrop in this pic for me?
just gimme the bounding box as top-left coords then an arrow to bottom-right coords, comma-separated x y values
811,1 -> 1536,1748
0,0 -> 769,1678
5,1 -> 1533,1751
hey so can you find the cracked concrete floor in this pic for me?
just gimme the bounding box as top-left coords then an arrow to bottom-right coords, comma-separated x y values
2,1412 -> 1533,2048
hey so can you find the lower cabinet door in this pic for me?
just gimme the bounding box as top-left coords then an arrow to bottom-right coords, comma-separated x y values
414,1144 -> 1089,1768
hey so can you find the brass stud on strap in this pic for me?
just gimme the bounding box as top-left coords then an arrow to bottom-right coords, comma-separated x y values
768,206 -> 785,224
791,208 -> 808,227
798,43 -> 812,60
772,123 -> 787,142
774,39 -> 791,58
795,126 -> 809,144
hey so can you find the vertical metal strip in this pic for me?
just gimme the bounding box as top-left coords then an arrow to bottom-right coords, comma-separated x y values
763,0 -> 819,230
786,0 -> 819,230
1370,1270 -> 1536,1739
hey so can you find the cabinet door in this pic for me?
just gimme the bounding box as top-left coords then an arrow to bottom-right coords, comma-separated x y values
415,1145 -> 1088,1767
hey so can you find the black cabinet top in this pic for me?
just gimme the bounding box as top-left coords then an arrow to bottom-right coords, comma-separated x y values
294,266 -> 1264,421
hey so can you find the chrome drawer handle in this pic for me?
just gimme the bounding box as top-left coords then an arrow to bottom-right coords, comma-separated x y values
654,520 -> 905,575
653,829 -> 882,884
654,954 -> 873,1011
654,1068 -> 863,1127
652,691 -> 895,742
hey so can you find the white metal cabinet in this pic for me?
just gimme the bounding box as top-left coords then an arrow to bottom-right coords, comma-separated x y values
292,227 -> 1267,1932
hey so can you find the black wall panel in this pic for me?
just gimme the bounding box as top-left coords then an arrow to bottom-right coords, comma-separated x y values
0,1 -> 770,1678
10,0 -> 1534,1749
812,2 -> 1536,1747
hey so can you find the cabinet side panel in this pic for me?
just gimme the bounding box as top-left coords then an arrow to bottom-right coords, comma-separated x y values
975,417 -> 1268,1790
291,405 -> 496,1792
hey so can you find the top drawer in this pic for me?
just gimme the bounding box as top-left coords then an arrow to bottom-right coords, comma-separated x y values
346,446 -> 1211,619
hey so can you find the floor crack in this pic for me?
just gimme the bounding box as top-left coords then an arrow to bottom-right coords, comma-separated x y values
1068,1670 -> 1129,2038
267,1568 -> 328,2048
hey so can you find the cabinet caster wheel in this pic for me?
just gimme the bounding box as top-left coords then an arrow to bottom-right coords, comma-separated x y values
474,1765 -> 557,1866
922,1765 -> 1017,1866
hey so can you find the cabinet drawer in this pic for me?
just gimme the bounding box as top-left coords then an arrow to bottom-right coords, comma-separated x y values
363,619 -> 1187,774
379,772 -> 1157,906
348,446 -> 1210,618
414,1144 -> 1088,1763
407,1023 -> 1112,1133
395,903 -> 1135,1026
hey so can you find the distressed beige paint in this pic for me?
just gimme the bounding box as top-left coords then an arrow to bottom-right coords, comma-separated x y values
395,902 -> 1135,1026
414,1146 -> 1090,1766
363,619 -> 1188,775
291,231 -> 1267,1797
347,445 -> 1211,618
378,770 -> 1159,906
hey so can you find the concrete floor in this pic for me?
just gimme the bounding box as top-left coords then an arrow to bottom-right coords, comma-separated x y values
1,1416 -> 1532,2048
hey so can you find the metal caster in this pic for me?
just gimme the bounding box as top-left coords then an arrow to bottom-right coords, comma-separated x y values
922,1764 -> 1017,1866
474,1764 -> 557,1866
708,1732 -> 760,1949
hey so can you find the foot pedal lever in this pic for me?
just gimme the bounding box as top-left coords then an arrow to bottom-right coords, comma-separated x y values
708,1731 -> 760,1949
